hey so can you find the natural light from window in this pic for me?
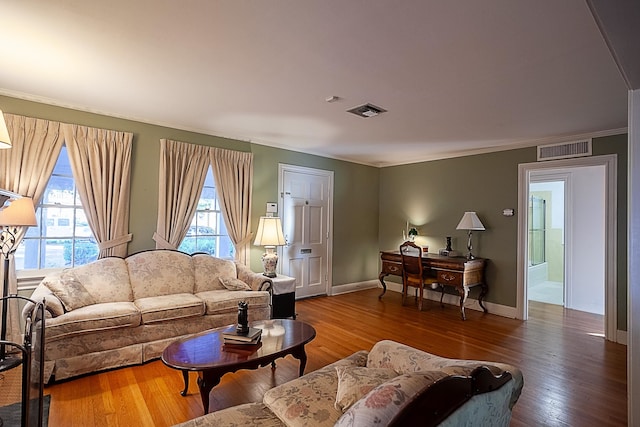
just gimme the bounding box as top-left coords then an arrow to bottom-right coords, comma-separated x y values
15,146 -> 98,270
178,167 -> 235,259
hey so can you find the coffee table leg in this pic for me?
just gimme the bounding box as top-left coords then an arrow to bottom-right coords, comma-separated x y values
197,371 -> 222,414
180,370 -> 189,396
290,345 -> 308,377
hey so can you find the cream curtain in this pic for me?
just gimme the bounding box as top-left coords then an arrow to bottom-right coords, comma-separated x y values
210,147 -> 253,264
62,124 -> 133,258
153,139 -> 209,249
0,113 -> 64,343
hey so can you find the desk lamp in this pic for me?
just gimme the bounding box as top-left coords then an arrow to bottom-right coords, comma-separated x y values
456,211 -> 485,260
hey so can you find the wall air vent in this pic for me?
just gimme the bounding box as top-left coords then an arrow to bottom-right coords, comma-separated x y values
347,103 -> 387,118
537,139 -> 592,161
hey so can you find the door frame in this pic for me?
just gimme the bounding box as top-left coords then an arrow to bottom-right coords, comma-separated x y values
278,163 -> 334,296
516,154 -> 617,341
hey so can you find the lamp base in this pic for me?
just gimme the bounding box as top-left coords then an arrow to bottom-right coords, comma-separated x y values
261,247 -> 279,278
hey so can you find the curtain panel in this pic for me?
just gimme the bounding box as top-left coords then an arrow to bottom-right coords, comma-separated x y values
62,124 -> 133,258
0,113 -> 64,343
210,147 -> 253,264
153,139 -> 209,249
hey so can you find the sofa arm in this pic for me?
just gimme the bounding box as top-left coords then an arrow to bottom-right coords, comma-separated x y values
235,262 -> 272,292
22,283 -> 64,320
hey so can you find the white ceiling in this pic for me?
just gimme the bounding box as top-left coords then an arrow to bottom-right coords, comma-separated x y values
0,0 -> 629,167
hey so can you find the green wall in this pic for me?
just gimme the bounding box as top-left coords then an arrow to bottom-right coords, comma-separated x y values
1,94 -> 628,328
250,145 -> 380,285
379,134 -> 628,329
0,94 -> 381,288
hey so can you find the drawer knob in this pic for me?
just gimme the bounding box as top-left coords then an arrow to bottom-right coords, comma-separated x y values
389,266 -> 398,272
441,273 -> 456,282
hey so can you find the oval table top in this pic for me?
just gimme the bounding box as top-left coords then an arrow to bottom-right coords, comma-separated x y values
161,318 -> 316,371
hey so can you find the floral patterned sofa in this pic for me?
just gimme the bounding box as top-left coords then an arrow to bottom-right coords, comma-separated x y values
24,249 -> 272,383
174,339 -> 524,427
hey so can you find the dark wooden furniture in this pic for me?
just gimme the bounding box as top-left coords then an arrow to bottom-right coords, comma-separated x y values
379,251 -> 487,320
388,366 -> 513,427
399,241 -> 441,311
270,274 -> 297,319
0,296 -> 45,427
161,318 -> 316,414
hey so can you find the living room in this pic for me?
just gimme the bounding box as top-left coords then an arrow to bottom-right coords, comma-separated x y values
1,1 -> 640,426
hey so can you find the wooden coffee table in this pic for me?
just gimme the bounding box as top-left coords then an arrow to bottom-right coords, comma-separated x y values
161,318 -> 316,413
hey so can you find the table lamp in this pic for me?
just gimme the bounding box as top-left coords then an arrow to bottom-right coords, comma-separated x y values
456,211 -> 485,260
254,216 -> 286,278
0,195 -> 37,370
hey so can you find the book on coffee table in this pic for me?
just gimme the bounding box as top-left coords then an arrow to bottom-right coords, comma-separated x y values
223,335 -> 262,345
223,340 -> 263,353
222,326 -> 262,343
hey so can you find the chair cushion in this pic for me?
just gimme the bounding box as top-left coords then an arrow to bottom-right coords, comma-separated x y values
334,371 -> 448,427
134,293 -> 205,323
334,367 -> 397,412
263,351 -> 369,427
172,402 -> 286,427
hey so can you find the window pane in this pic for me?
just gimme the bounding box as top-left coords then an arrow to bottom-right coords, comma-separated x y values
178,167 -> 233,259
20,146 -> 96,269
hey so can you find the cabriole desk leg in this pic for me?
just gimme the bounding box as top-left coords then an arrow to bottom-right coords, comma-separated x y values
378,272 -> 388,299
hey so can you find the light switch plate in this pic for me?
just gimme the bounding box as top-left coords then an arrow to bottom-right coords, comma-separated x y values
266,202 -> 278,214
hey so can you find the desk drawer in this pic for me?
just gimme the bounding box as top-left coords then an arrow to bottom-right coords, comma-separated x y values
381,261 -> 402,276
436,270 -> 462,287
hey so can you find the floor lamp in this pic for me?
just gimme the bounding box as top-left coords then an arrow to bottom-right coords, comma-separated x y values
0,196 -> 37,371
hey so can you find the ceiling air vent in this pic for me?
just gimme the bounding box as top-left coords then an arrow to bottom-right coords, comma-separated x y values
537,139 -> 592,161
347,103 -> 387,118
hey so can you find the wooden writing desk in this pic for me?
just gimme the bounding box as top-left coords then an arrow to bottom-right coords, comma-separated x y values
379,251 -> 488,320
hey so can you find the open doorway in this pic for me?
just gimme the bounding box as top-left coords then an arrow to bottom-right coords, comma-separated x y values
517,155 -> 616,341
528,179 -> 566,307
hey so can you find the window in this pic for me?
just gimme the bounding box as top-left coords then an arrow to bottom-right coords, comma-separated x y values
178,167 -> 235,259
16,146 -> 98,270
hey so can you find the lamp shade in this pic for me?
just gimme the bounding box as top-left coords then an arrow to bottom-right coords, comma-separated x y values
254,216 -> 285,247
456,211 -> 485,231
0,197 -> 37,226
0,110 -> 11,149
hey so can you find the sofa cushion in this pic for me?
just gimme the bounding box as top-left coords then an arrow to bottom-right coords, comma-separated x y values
196,290 -> 270,315
45,302 -> 141,340
193,253 -> 236,293
219,276 -> 252,291
72,256 -> 133,303
172,402 -> 286,427
263,350 -> 369,427
334,371 -> 449,427
134,293 -> 205,323
44,270 -> 96,312
334,367 -> 397,412
126,250 -> 195,299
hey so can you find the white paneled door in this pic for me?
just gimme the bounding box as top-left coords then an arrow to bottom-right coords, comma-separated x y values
278,165 -> 333,299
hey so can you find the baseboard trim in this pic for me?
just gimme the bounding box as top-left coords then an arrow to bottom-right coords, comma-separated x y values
330,280 -> 379,296
331,280 -> 517,318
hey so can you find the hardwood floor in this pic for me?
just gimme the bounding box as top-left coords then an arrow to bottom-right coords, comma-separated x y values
44,289 -> 627,426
